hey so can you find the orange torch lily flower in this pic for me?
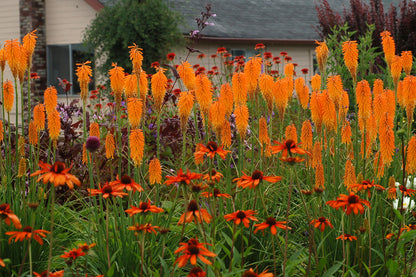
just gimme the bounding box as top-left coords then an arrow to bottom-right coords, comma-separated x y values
194,141 -> 230,165
254,217 -> 291,235
6,226 -> 50,245
174,237 -> 216,267
233,170 -> 281,189
0,203 -> 22,229
165,169 -> 202,185
310,217 -> 334,232
88,182 -> 128,199
326,192 -> 370,215
270,139 -> 311,158
125,200 -> 164,215
110,174 -> 143,192
224,210 -> 258,228
30,161 -> 81,189
178,200 -> 212,225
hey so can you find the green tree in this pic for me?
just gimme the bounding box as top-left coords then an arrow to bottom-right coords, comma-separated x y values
83,0 -> 184,74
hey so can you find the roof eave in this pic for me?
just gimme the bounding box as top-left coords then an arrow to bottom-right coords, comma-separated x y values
188,36 -> 317,45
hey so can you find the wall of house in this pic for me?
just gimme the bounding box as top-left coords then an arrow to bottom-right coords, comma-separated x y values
45,0 -> 98,45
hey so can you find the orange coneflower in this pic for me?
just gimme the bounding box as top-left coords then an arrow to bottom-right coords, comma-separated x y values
402,51 -> 413,75
109,63 -> 125,108
326,192 -> 370,215
33,104 -> 45,132
381,30 -> 395,68
390,55 -> 403,88
76,61 -> 92,102
315,41 -> 329,73
110,174 -> 143,192
208,100 -> 226,136
342,40 -> 358,81
165,169 -> 202,185
300,120 -> 313,152
219,83 -> 234,117
242,268 -> 274,277
6,226 -> 49,245
234,104 -> 249,140
201,188 -> 231,199
349,180 -> 385,197
44,86 -> 57,115
47,108 -> 61,141
336,234 -> 357,241
224,210 -> 258,228
232,72 -> 248,105
129,43 -> 143,76
233,170 -> 281,189
178,61 -> 196,90
245,57 -> 262,95
188,266 -> 206,277
202,169 -> 224,183
88,182 -> 128,198
4,39 -> 21,78
194,141 -> 230,165
310,217 -> 333,232
89,122 -> 100,138
151,67 -> 168,112
178,90 -> 194,133
129,129 -> 144,166
254,217 -> 290,235
3,80 -> 14,113
270,139 -> 310,158
31,161 -> 81,189
60,248 -> 85,260
105,132 -> 115,159
178,199 -> 212,225
124,74 -> 138,98
399,185 -> 416,197
128,223 -> 159,235
149,158 -> 162,185
77,242 -> 96,254
0,203 -> 22,229
174,237 -> 216,268
125,200 -> 164,215
127,97 -> 143,129
33,270 -> 65,277
195,73 -> 212,116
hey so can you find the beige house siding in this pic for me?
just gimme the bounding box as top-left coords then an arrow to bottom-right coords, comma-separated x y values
45,0 -> 97,45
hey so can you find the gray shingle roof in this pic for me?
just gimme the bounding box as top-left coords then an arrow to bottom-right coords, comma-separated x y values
170,0 -> 401,41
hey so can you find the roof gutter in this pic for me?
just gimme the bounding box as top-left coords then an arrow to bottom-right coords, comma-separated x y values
186,36 -> 317,45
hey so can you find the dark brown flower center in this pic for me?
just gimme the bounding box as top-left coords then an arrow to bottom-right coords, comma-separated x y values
52,162 -> 65,173
348,195 -> 359,204
187,200 -> 199,212
285,139 -> 295,151
251,170 -> 263,180
206,141 -> 218,152
23,226 -> 32,232
139,202 -> 150,210
188,245 -> 200,255
0,204 -> 8,211
236,211 -> 247,219
409,224 -> 416,230
213,188 -> 220,197
242,271 -> 258,277
265,217 -> 277,226
121,175 -> 132,184
318,217 -> 327,223
189,267 -> 204,275
103,185 -> 113,194
192,184 -> 203,192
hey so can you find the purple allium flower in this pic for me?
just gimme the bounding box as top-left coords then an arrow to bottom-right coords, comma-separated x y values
86,136 -> 100,152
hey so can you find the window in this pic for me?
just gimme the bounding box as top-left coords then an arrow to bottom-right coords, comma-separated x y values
47,44 -> 94,95
230,49 -> 256,61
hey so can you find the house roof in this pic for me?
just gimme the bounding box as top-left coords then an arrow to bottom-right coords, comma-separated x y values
170,0 -> 401,42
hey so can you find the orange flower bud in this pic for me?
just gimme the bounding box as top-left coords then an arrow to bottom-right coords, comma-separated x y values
33,104 -> 45,132
149,158 -> 162,185
315,41 -> 328,74
105,132 -> 115,159
301,120 -> 313,152
3,80 -> 14,113
178,90 -> 194,133
76,61 -> 92,102
130,129 -> 144,166
381,30 -> 395,68
127,97 -> 143,129
234,104 -> 249,140
232,72 -> 248,105
402,51 -> 413,76
245,57 -> 262,95
47,108 -> 61,141
342,40 -> 358,80
44,86 -> 57,115
89,122 -> 100,138
195,74 -> 212,116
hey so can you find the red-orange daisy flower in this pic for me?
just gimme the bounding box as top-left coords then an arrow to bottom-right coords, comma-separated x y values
254,217 -> 291,235
242,268 -> 274,277
194,141 -> 231,165
30,161 -> 81,189
165,169 -> 203,185
326,192 -> 371,215
399,185 -> 416,197
6,226 -> 50,245
255,43 -> 266,50
224,210 -> 258,228
401,224 -> 416,233
166,52 -> 176,61
0,259 -> 4,267
336,234 -> 357,241
33,270 -> 65,277
349,180 -> 385,198
279,156 -> 306,164
110,174 -> 143,192
270,139 -> 311,158
200,188 -> 231,198
77,242 -> 96,253
310,217 -> 334,232
174,237 -> 216,268
88,182 -> 128,199
233,170 -> 282,189
125,200 -> 164,215
202,169 -> 224,183
178,200 -> 212,225
0,203 -> 22,229
188,266 -> 206,277
60,248 -> 85,260
128,223 -> 160,235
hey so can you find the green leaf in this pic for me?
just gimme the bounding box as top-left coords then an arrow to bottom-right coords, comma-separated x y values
106,263 -> 116,277
386,259 -> 399,277
322,261 -> 342,277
